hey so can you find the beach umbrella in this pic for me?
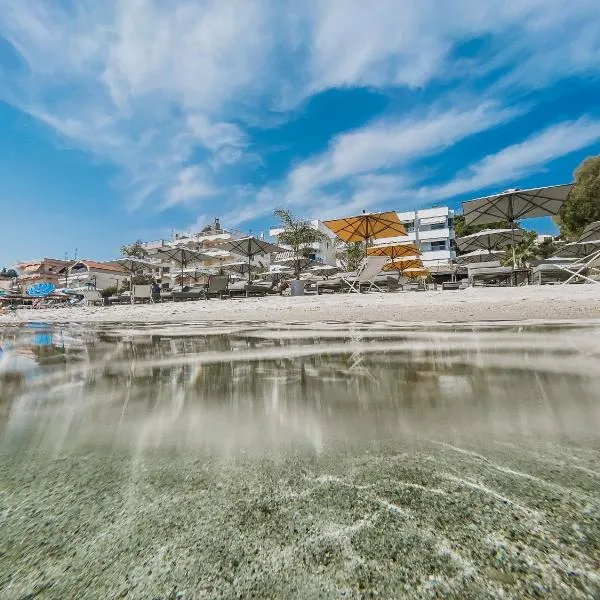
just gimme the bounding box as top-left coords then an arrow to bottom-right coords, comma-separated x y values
218,237 -> 283,283
273,252 -> 319,272
222,261 -> 252,275
26,282 -> 55,298
323,211 -> 407,251
111,257 -> 156,303
461,184 -> 573,265
455,249 -> 505,265
307,264 -> 341,277
554,240 -> 600,259
402,267 -> 429,278
367,241 -> 420,260
577,221 -> 600,244
382,257 -> 423,273
456,228 -> 525,254
154,247 -> 211,290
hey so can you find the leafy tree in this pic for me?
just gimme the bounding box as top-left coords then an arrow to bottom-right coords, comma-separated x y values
336,242 -> 364,272
0,268 -> 17,278
120,240 -> 148,258
536,238 -> 559,259
557,155 -> 600,240
273,208 -> 328,279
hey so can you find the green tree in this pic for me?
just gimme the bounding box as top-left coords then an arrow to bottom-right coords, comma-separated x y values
273,208 -> 328,279
557,155 -> 600,240
120,240 -> 148,258
336,242 -> 363,272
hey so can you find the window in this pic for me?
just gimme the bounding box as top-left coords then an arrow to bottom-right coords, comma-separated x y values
430,222 -> 446,230
430,240 -> 446,251
404,221 -> 415,233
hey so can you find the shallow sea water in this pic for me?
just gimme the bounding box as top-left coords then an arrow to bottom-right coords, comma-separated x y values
1,320 -> 599,599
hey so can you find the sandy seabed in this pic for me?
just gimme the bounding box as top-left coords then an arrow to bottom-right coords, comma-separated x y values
2,285 -> 600,325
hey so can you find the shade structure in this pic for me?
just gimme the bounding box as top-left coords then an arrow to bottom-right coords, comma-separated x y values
323,211 -> 407,244
111,257 -> 155,274
367,242 -> 420,260
455,249 -> 505,265
154,247 -> 212,291
382,257 -> 423,272
462,184 -> 573,266
307,264 -> 340,277
555,240 -> 600,259
218,237 -> 283,283
577,221 -> 600,244
222,261 -> 252,275
456,228 -> 525,253
273,253 -> 319,272
462,184 -> 573,227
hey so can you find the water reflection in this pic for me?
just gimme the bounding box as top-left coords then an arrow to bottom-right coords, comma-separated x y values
2,321 -> 599,453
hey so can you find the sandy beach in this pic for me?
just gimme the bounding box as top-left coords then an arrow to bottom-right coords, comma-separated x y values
2,285 -> 600,325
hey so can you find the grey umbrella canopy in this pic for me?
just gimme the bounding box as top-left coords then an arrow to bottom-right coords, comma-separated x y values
462,184 -> 573,226
555,240 -> 600,259
154,247 -> 211,288
462,184 -> 573,265
456,228 -> 525,253
111,257 -> 156,301
455,249 -> 505,265
577,221 -> 600,243
218,237 -> 283,283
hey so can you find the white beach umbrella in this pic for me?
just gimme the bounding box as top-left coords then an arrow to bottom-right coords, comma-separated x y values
461,184 -> 573,265
455,249 -> 505,265
218,237 -> 283,283
456,228 -> 525,253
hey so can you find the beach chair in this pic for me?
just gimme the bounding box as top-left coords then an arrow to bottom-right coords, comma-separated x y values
467,262 -> 513,286
343,256 -> 388,293
205,275 -> 229,299
132,285 -> 153,304
82,290 -> 103,306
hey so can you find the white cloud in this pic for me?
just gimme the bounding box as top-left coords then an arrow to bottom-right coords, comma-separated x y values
165,166 -> 216,207
0,0 -> 599,227
414,118 -> 600,201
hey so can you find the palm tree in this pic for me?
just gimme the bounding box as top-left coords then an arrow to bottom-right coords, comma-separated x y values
273,209 -> 328,279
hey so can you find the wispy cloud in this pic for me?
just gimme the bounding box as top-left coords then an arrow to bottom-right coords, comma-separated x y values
413,118 -> 600,201
0,0 -> 599,227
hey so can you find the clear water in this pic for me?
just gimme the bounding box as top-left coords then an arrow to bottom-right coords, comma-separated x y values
1,321 -> 599,599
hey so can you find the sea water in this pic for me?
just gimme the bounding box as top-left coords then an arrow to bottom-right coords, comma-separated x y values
1,321 -> 599,599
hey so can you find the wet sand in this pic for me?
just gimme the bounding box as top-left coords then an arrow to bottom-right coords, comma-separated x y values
2,285 -> 600,325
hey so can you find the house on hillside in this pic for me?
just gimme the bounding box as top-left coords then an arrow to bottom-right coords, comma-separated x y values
67,260 -> 129,290
14,258 -> 71,288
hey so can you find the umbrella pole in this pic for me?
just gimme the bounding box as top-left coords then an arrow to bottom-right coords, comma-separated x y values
130,273 -> 134,305
510,222 -> 517,269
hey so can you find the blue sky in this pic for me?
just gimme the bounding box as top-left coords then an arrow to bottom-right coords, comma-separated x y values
1,0 -> 600,266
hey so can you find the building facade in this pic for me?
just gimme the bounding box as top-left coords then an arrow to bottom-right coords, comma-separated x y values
67,261 -> 129,290
269,220 -> 338,266
373,207 -> 456,270
14,258 -> 71,289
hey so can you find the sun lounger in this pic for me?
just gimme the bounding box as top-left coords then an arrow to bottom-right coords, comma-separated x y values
132,285 -> 153,304
531,260 -> 586,285
172,286 -> 205,301
442,282 -> 460,290
467,261 -> 513,286
82,290 -> 103,306
205,275 -> 229,299
228,279 -> 276,297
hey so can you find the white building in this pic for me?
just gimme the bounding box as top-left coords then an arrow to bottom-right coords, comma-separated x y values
373,207 -> 456,270
269,220 -> 338,266
67,261 -> 129,290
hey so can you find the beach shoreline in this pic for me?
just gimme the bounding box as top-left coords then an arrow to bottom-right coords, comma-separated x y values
1,285 -> 600,325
